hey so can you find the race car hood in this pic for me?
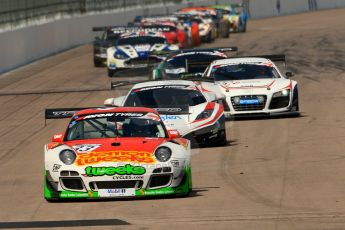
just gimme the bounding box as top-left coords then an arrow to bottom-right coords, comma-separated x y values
116,44 -> 171,58
216,79 -> 292,95
64,138 -> 166,154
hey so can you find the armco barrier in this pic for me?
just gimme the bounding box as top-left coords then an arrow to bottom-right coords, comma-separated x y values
0,0 -> 345,74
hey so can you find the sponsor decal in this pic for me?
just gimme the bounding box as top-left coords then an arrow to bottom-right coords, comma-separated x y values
113,175 -> 144,180
75,151 -> 156,166
82,113 -> 144,120
135,85 -> 189,92
85,164 -> 146,176
52,164 -> 62,172
160,115 -> 182,121
72,144 -> 101,153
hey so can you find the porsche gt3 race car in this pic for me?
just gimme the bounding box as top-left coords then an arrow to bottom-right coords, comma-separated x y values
152,47 -> 237,80
105,80 -> 227,146
106,31 -> 179,77
44,107 -> 192,201
201,55 -> 299,118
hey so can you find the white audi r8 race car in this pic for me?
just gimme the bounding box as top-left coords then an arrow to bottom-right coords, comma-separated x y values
105,80 -> 227,146
201,55 -> 299,118
106,31 -> 179,77
44,107 -> 192,200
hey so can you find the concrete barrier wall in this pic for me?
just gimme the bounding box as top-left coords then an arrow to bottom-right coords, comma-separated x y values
0,0 -> 344,73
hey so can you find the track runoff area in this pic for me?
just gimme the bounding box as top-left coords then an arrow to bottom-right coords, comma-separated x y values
0,8 -> 345,230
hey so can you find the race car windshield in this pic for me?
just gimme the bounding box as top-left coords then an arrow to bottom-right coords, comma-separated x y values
211,64 -> 280,81
117,36 -> 166,46
65,113 -> 166,140
105,31 -> 120,41
124,87 -> 206,108
165,53 -> 226,75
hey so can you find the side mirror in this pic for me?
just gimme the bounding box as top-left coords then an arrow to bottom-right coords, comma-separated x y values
215,93 -> 226,101
167,130 -> 181,139
285,72 -> 294,78
51,133 -> 64,143
104,98 -> 115,107
104,96 -> 125,107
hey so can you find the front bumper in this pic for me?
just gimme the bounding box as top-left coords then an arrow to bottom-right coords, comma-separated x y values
44,164 -> 191,200
222,94 -> 299,119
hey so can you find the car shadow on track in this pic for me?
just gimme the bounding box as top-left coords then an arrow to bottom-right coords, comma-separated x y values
196,139 -> 238,149
225,113 -> 307,122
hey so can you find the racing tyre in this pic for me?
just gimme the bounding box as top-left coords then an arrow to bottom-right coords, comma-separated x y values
212,129 -> 227,147
107,69 -> 115,78
292,87 -> 299,112
221,23 -> 230,38
93,59 -> 102,67
242,22 -> 247,33
206,32 -> 212,43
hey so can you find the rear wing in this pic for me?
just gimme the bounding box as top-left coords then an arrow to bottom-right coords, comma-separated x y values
150,46 -> 239,61
93,25 -> 176,34
176,47 -> 238,54
45,107 -> 100,126
45,107 -> 97,119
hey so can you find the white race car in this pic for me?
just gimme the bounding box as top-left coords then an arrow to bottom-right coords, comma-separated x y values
106,31 -> 179,77
105,80 -> 227,146
201,55 -> 299,118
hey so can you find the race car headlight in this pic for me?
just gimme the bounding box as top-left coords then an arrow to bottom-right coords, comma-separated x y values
272,89 -> 290,98
114,50 -> 129,59
195,108 -> 214,120
59,149 -> 76,165
154,147 -> 172,162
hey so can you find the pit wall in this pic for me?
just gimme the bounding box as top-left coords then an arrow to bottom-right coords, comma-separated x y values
0,0 -> 344,73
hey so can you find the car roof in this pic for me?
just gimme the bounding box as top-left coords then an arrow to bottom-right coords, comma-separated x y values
132,80 -> 196,89
211,57 -> 273,65
74,107 -> 158,116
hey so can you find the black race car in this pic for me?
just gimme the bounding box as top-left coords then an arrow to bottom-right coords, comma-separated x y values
151,47 -> 237,80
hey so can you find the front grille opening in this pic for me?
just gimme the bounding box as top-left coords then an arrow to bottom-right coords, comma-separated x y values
149,174 -> 172,188
61,178 -> 84,190
60,171 -> 79,177
231,95 -> 267,111
153,167 -> 172,173
269,97 -> 290,109
90,180 -> 143,191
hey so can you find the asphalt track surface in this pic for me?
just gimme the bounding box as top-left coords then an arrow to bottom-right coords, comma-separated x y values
1,9 -> 345,230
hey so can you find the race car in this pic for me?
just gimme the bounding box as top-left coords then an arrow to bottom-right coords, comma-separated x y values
175,11 -> 217,43
152,47 -> 238,80
200,55 -> 299,118
44,107 -> 192,200
211,4 -> 247,32
135,14 -> 200,47
106,31 -> 179,77
179,7 -> 230,38
141,21 -> 190,48
92,26 -> 127,67
105,80 -> 227,146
